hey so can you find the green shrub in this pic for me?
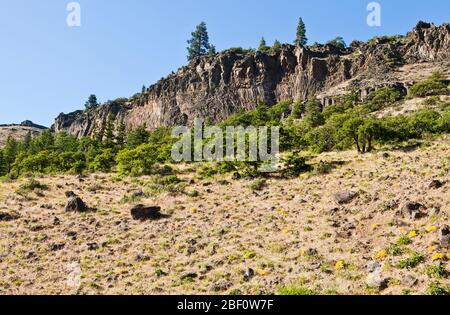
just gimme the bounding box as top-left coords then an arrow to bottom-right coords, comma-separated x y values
16,178 -> 48,195
409,72 -> 448,98
116,144 -> 159,176
282,154 -> 311,177
277,284 -> 316,295
248,178 -> 267,191
90,149 -> 116,172
397,253 -> 425,269
313,161 -> 333,175
426,264 -> 448,279
365,87 -> 402,111
427,282 -> 450,295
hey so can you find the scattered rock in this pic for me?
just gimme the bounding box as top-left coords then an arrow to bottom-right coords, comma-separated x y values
306,248 -> 318,256
65,191 -> 77,198
211,280 -> 232,292
180,272 -> 198,281
49,243 -> 65,251
66,231 -> 77,240
401,201 -> 426,220
333,191 -> 358,204
24,251 -> 36,259
439,225 -> 450,248
0,211 -> 20,222
404,274 -> 418,287
87,243 -> 99,251
217,180 -> 230,186
307,262 -> 322,271
366,261 -> 381,273
130,205 -> 166,221
232,172 -> 241,180
384,199 -> 399,211
130,189 -> 144,198
243,268 -> 255,282
366,269 -> 387,290
429,180 -> 445,189
53,217 -> 61,226
65,196 -> 88,213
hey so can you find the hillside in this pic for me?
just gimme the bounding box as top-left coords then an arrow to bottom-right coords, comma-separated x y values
0,121 -> 47,147
0,137 -> 448,294
52,22 -> 450,138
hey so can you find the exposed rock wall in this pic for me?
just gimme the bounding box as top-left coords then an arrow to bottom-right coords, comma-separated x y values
52,22 -> 450,137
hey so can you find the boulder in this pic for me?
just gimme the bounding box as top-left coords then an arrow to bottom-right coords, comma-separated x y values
0,211 -> 20,222
401,201 -> 425,220
333,191 -> 358,204
429,180 -> 445,189
366,268 -> 387,290
130,205 -> 165,221
439,225 -> 450,248
65,196 -> 88,213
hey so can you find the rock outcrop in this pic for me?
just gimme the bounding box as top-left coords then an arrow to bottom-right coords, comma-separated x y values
52,22 -> 450,137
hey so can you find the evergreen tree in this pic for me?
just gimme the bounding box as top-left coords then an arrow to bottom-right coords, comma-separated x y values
23,131 -> 32,151
104,114 -> 115,147
304,97 -> 324,128
258,37 -> 270,53
0,150 -> 6,176
208,44 -> 217,56
273,40 -> 282,50
85,94 -> 99,109
291,101 -> 303,119
126,125 -> 150,149
3,136 -> 18,172
187,22 -> 212,61
327,37 -> 347,49
295,17 -> 307,46
116,119 -> 126,148
94,121 -> 105,143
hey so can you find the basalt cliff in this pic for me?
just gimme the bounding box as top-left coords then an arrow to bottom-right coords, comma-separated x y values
52,22 -> 450,137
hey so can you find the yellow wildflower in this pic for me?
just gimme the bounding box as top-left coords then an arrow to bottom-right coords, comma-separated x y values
282,227 -> 291,234
432,253 -> 445,261
186,226 -> 193,232
408,230 -> 418,238
428,246 -> 437,253
335,260 -> 345,270
425,226 -> 438,233
258,270 -> 270,276
375,250 -> 388,261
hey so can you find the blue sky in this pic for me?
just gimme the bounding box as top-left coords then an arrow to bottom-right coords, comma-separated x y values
0,0 -> 449,126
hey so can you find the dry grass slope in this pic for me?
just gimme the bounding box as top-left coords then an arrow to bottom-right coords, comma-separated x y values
0,137 -> 449,295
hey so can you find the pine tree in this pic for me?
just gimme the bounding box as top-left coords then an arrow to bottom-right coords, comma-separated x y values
85,94 -> 99,109
104,114 -> 115,147
327,37 -> 346,49
3,136 -> 18,172
116,119 -> 126,148
187,22 -> 212,61
208,44 -> 217,56
141,85 -> 146,94
23,131 -> 32,151
273,40 -> 282,50
295,18 -> 307,46
304,97 -> 324,128
0,150 -> 6,176
258,37 -> 269,53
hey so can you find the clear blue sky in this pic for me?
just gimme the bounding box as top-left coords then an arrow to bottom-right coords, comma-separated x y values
0,0 -> 448,126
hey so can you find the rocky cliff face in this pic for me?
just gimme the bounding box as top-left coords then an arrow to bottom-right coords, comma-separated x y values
52,22 -> 450,137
